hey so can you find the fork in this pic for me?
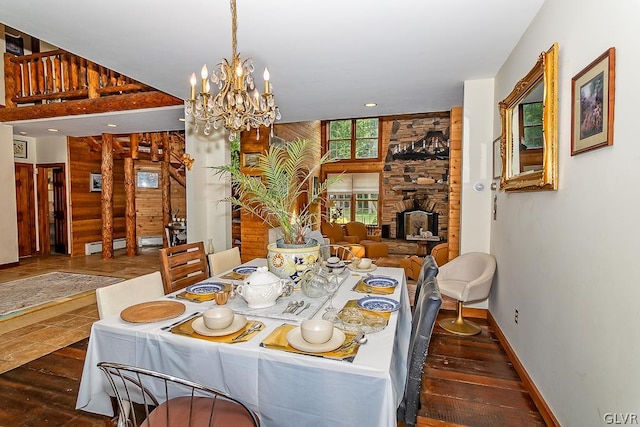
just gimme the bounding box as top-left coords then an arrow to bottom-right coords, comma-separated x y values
282,301 -> 296,314
232,323 -> 263,341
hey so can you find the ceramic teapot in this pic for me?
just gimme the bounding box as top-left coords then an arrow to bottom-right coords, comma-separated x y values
236,266 -> 287,308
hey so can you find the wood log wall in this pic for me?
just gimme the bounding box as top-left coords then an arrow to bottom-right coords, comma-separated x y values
68,137 -> 125,256
67,135 -> 186,257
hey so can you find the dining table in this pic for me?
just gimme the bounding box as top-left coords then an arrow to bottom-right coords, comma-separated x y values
76,258 -> 411,427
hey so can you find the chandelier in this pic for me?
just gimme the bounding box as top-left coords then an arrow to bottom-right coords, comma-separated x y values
185,0 -> 280,140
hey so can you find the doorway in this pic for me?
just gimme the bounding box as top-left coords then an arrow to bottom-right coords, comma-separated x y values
14,163 -> 36,257
36,163 -> 68,255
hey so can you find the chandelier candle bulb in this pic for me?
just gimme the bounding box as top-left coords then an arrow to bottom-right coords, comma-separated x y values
264,68 -> 270,94
190,73 -> 196,100
201,65 -> 208,92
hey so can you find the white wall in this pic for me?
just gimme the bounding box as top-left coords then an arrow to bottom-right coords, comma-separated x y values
185,123 -> 232,254
490,0 -> 640,424
0,125 -> 19,264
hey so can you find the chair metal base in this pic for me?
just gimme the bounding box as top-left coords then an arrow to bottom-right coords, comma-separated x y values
439,301 -> 482,336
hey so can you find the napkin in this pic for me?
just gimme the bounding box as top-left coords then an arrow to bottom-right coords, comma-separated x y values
171,317 -> 264,343
351,279 -> 395,295
260,324 -> 360,362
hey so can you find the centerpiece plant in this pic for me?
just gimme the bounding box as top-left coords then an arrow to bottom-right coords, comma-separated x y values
213,137 -> 338,247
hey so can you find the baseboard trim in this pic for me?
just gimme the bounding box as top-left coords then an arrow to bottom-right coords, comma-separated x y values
463,306 -> 487,319
487,311 -> 559,426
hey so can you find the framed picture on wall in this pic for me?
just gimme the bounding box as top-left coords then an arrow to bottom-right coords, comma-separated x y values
243,152 -> 261,168
571,47 -> 616,155
137,171 -> 159,188
13,140 -> 27,159
90,172 -> 102,192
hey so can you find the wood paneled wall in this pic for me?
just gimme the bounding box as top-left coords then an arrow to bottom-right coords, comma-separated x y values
68,137 -> 125,256
447,106 -> 462,260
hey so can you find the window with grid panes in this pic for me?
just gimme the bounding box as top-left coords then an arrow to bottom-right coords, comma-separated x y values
327,173 -> 379,225
327,118 -> 379,160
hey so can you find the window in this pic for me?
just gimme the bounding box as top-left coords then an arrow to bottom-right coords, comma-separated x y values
518,102 -> 543,148
327,173 -> 379,225
327,118 -> 379,160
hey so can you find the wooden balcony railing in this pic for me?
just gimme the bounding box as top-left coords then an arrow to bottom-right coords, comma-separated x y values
4,49 -> 153,107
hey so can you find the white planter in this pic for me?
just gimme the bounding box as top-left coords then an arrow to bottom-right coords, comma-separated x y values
267,242 -> 320,285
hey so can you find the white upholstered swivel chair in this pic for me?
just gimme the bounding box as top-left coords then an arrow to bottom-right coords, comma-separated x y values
96,271 -> 165,319
208,247 -> 242,276
437,252 -> 496,336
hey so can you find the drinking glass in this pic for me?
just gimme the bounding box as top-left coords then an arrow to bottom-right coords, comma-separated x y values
322,273 -> 340,321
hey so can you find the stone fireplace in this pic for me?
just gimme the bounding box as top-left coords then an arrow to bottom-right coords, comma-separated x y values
381,114 -> 450,240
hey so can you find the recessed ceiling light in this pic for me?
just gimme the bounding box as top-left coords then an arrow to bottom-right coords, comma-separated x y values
178,118 -> 186,122
47,128 -> 59,132
19,131 -> 27,135
364,102 -> 377,107
107,123 -> 118,128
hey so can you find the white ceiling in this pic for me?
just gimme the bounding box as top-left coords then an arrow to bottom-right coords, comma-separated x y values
0,0 -> 545,138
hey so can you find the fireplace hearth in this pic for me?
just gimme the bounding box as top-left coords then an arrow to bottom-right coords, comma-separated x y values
397,209 -> 439,240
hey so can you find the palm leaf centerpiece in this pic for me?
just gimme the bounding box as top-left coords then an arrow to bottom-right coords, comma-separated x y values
213,138 -> 338,246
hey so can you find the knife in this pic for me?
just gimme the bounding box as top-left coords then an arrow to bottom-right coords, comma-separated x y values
161,311 -> 201,331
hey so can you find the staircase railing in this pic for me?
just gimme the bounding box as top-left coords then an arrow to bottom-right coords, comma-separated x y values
4,50 -> 152,107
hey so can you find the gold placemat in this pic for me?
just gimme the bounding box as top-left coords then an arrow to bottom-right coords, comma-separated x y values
219,271 -> 248,280
120,301 -> 186,323
342,300 -> 391,320
351,279 -> 395,295
175,291 -> 216,302
260,324 -> 360,362
171,317 -> 264,343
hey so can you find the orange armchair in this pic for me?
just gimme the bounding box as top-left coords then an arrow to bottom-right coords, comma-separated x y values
344,221 -> 381,242
344,221 -> 388,258
320,222 -> 359,245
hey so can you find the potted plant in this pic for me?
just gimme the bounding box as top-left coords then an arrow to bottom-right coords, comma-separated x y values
213,138 -> 338,282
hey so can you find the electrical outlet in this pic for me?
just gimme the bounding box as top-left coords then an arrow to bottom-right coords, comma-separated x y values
514,309 -> 519,324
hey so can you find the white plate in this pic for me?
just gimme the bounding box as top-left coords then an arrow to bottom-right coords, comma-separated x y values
233,266 -> 257,275
347,264 -> 378,273
357,296 -> 401,312
363,276 -> 398,288
191,315 -> 247,336
286,327 -> 346,353
185,283 -> 225,295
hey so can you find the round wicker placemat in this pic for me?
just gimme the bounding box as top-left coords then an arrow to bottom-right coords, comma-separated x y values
120,301 -> 185,323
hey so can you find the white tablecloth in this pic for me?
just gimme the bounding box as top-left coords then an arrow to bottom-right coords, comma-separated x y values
76,259 -> 411,427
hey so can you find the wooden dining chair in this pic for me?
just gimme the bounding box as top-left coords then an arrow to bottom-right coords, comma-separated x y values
397,275 -> 442,427
208,247 -> 242,276
98,362 -> 260,427
159,242 -> 210,294
96,271 -> 165,319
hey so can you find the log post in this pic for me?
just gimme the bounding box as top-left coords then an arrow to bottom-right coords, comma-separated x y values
4,53 -> 17,107
161,133 -> 172,247
151,133 -> 159,162
124,157 -> 137,256
130,133 -> 139,159
101,134 -> 114,259
87,62 -> 99,99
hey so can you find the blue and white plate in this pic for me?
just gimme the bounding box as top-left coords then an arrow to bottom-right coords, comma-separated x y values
233,266 -> 257,275
357,296 -> 401,312
363,276 -> 398,288
185,283 -> 225,295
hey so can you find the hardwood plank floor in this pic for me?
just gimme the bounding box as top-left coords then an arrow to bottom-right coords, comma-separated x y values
0,250 -> 546,426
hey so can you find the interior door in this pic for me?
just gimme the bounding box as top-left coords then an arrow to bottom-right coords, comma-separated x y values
14,163 -> 36,257
52,167 -> 68,253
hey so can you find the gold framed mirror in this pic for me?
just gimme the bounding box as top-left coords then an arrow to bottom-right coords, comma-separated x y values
499,43 -> 558,192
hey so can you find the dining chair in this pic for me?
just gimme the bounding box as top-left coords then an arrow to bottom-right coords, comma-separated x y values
438,252 -> 496,336
159,242 -> 210,294
97,362 -> 260,427
412,255 -> 439,311
397,276 -> 442,427
208,247 -> 242,276
95,271 -> 165,319
319,244 -> 355,261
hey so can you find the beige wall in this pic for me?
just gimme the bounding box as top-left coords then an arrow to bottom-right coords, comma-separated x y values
490,0 -> 640,424
0,125 -> 19,264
